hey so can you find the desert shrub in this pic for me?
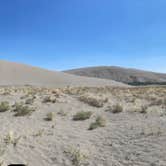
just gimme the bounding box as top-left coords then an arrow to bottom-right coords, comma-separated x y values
105,106 -> 112,112
66,147 -> 88,166
0,101 -> 10,112
45,112 -> 55,121
42,96 -> 56,103
12,102 -> 24,108
106,104 -> 123,113
4,131 -> 21,147
149,98 -> 163,106
13,103 -> 35,116
25,98 -> 34,105
79,94 -> 107,107
51,89 -> 62,97
73,111 -> 92,121
2,89 -> 11,95
89,116 -> 106,130
140,105 -> 148,114
20,94 -> 29,100
112,104 -> 123,113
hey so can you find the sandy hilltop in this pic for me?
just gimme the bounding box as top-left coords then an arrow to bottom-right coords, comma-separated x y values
0,60 -> 165,166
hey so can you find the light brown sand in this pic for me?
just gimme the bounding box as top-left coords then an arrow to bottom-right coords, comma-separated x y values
0,86 -> 165,166
0,60 -> 126,88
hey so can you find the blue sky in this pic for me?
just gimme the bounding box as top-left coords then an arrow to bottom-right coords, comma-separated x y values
0,0 -> 166,72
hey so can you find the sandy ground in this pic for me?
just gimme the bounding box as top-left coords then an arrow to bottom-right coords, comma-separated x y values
0,86 -> 165,166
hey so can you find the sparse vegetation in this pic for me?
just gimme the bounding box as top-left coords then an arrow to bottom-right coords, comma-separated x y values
20,94 -> 29,100
106,104 -> 123,113
73,111 -> 92,121
45,112 -> 55,121
140,105 -> 148,114
42,96 -> 56,103
2,89 -> 11,95
25,98 -> 34,104
4,131 -> 21,146
112,104 -> 123,113
0,85 -> 165,165
0,101 -> 10,112
89,116 -> 106,130
13,103 -> 35,116
79,94 -> 107,107
66,147 -> 88,166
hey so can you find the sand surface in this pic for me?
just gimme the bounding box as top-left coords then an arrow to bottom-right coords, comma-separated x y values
0,60 -> 126,88
0,86 -> 165,166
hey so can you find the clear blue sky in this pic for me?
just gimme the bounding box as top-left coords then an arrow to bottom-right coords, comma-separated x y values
0,0 -> 166,72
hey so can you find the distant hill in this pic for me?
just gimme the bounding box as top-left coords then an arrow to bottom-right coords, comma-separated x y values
0,61 -> 126,87
64,66 -> 166,85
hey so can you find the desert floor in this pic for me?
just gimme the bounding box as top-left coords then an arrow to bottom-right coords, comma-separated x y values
0,85 -> 166,166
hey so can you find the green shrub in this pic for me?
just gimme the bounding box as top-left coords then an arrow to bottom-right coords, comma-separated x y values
89,116 -> 106,130
13,103 -> 35,116
0,101 -> 10,112
73,111 -> 92,121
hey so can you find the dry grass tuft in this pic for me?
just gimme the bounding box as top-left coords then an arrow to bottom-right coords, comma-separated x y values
65,146 -> 88,166
106,104 -> 123,113
4,131 -> 21,147
0,101 -> 10,112
25,98 -> 34,105
89,116 -> 106,130
42,96 -> 56,103
45,112 -> 56,121
13,103 -> 35,116
73,111 -> 92,121
139,105 -> 148,114
79,94 -> 107,107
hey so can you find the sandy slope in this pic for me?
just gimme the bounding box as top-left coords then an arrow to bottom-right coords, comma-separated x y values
64,66 -> 166,84
0,61 -> 126,87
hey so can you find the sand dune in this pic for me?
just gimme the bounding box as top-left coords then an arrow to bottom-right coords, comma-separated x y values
65,66 -> 166,85
0,61 -> 126,87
